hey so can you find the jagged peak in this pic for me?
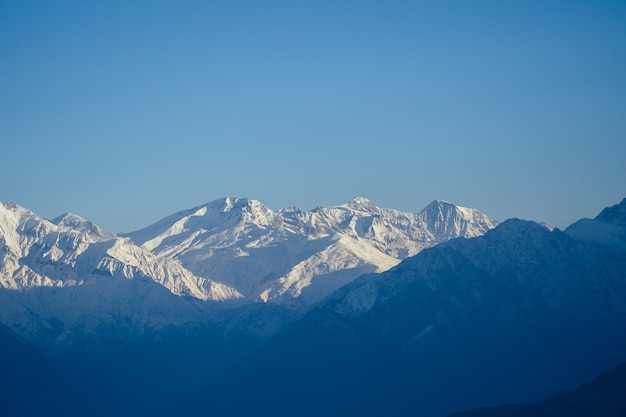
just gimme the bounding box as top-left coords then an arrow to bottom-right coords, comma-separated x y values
279,205 -> 302,214
204,197 -> 268,213
421,199 -> 488,219
2,201 -> 21,210
421,199 -> 461,216
51,212 -> 87,225
344,197 -> 379,212
50,212 -> 109,237
1,201 -> 35,217
193,197 -> 276,227
351,197 -> 374,204
222,196 -> 248,211
429,199 -> 454,206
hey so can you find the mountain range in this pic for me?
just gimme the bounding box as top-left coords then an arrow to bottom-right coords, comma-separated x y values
127,197 -> 496,305
1,196 -> 625,417
162,198 -> 626,417
0,197 -> 496,345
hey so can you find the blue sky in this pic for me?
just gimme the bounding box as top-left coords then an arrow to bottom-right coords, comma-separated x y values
1,1 -> 625,232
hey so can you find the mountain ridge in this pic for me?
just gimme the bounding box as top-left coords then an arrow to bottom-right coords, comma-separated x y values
126,196 -> 498,304
1,197 -> 497,345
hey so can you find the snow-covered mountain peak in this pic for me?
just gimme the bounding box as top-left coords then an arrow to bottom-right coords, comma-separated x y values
1,202 -> 56,253
204,197 -> 276,226
1,201 -> 36,223
422,199 -> 467,217
51,213 -> 110,239
428,199 -> 453,206
417,199 -> 498,241
278,205 -> 302,214
1,201 -> 242,306
344,197 -> 379,212
421,199 -> 476,224
128,197 -> 280,253
221,196 -> 253,212
1,203 -> 35,259
52,212 -> 87,225
595,198 -> 626,226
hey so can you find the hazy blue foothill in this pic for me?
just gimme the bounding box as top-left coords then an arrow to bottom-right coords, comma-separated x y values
0,324 -> 104,417
450,360 -> 626,417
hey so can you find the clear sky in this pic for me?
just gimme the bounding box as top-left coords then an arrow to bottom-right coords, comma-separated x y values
1,1 -> 625,232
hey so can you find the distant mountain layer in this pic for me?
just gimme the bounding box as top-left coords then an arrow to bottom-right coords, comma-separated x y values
168,199 -> 626,417
449,360 -> 626,417
0,323 -> 103,416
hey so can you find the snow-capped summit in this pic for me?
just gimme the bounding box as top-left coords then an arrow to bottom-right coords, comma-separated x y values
0,200 -> 244,343
418,200 -> 495,241
127,197 -> 498,305
344,197 -> 379,212
51,212 -> 110,239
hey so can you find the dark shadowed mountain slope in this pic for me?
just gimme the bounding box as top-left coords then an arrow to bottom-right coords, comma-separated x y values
596,198 -> 626,226
163,202 -> 626,417
0,323 -> 103,417
449,360 -> 626,417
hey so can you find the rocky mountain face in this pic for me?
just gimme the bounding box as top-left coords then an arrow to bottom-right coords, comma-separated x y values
127,197 -> 497,305
0,201 -> 243,346
0,202 -> 240,300
171,200 -> 626,417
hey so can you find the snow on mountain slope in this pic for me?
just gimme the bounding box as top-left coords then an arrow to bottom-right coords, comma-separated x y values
258,233 -> 399,305
0,201 -> 244,343
0,201 -> 240,301
127,197 -> 498,304
0,197 -> 495,343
